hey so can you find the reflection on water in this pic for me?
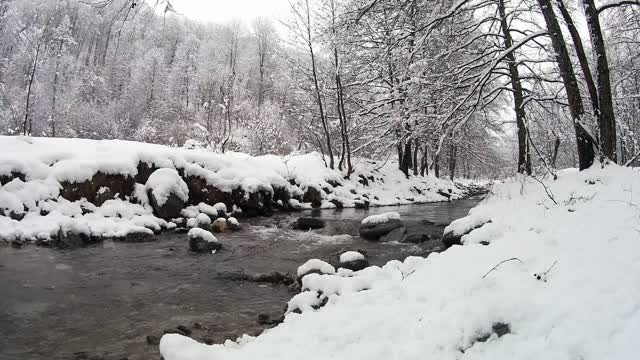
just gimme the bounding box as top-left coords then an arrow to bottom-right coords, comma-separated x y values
0,199 -> 479,360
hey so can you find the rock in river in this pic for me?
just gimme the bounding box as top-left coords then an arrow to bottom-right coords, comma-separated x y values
294,217 -> 325,230
188,228 -> 221,253
338,251 -> 369,271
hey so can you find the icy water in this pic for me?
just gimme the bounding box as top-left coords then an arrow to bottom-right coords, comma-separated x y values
0,199 -> 479,360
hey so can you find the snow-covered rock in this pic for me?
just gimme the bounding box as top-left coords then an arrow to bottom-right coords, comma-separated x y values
338,251 -> 369,271
296,259 -> 336,286
187,228 -> 221,253
359,212 -> 404,241
227,217 -> 241,231
145,168 -> 189,220
194,213 -> 212,228
361,212 -> 401,225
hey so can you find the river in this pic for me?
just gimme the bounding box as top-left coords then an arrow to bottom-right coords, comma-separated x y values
0,199 -> 479,360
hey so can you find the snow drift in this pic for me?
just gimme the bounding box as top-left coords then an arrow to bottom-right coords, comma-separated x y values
160,163 -> 640,360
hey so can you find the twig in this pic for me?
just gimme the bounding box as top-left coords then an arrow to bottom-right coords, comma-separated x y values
530,175 -> 558,205
481,257 -> 523,279
399,269 -> 416,281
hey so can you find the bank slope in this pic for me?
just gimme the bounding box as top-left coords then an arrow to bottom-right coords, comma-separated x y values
160,164 -> 640,360
0,136 -> 466,242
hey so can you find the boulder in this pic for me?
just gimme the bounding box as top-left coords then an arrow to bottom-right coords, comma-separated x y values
296,259 -> 336,286
354,200 -> 370,209
359,219 -> 404,241
294,217 -> 325,230
188,228 -> 221,253
53,229 -> 94,249
338,251 -> 369,271
212,218 -> 228,233
302,187 -> 322,208
442,220 -> 492,248
145,168 -> 189,220
227,217 -> 241,231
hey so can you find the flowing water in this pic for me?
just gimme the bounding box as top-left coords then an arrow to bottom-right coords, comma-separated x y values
0,199 -> 479,360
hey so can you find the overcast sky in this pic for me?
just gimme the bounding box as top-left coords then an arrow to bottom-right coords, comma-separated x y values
171,0 -> 290,24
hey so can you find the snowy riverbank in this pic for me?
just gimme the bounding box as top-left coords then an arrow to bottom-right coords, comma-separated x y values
160,163 -> 640,360
0,136 -> 473,243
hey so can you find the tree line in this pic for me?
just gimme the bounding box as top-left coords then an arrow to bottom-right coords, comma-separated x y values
1,0 -> 639,179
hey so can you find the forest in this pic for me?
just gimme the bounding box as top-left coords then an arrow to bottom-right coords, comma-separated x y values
2,0 -> 638,180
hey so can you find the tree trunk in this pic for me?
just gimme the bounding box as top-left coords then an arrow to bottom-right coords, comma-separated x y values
551,137 -> 561,168
498,0 -> 531,174
22,41 -> 43,136
448,142 -> 457,180
536,0 -> 596,170
583,0 -> 617,162
412,139 -> 419,176
555,0 -> 600,121
305,0 -> 333,169
400,140 -> 412,177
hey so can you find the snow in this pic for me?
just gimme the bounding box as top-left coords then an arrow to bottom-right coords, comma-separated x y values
160,163 -> 640,360
339,251 -> 365,263
187,228 -> 218,243
213,202 -> 227,213
228,217 -> 239,226
0,136 -> 468,242
361,211 -> 401,225
145,168 -> 189,206
195,213 -> 212,226
296,259 -> 336,277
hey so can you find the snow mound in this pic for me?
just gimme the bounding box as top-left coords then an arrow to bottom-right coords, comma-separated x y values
187,228 -> 218,243
160,164 -> 640,360
339,251 -> 365,263
361,211 -> 401,225
297,259 -> 336,277
145,168 -> 189,206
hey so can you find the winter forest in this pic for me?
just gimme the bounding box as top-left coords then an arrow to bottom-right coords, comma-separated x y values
2,0 -> 638,179
2,1 -> 640,359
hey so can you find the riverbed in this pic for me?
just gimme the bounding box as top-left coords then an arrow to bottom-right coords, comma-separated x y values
0,199 -> 479,360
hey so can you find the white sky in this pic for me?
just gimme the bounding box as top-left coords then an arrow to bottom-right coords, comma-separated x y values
171,0 -> 290,25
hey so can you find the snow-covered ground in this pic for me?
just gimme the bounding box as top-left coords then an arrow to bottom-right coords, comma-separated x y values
0,136 -> 467,243
160,163 -> 640,360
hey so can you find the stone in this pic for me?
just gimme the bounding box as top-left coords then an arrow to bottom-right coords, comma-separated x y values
302,187 -> 322,208
442,220 -> 492,248
212,218 -> 228,233
339,255 -> 369,271
53,230 -> 93,249
330,199 -> 344,209
358,175 -> 369,186
227,217 -> 241,231
359,219 -> 404,241
354,200 -> 370,209
188,233 -> 222,253
379,226 -> 407,242
147,190 -> 185,221
294,217 -> 325,230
